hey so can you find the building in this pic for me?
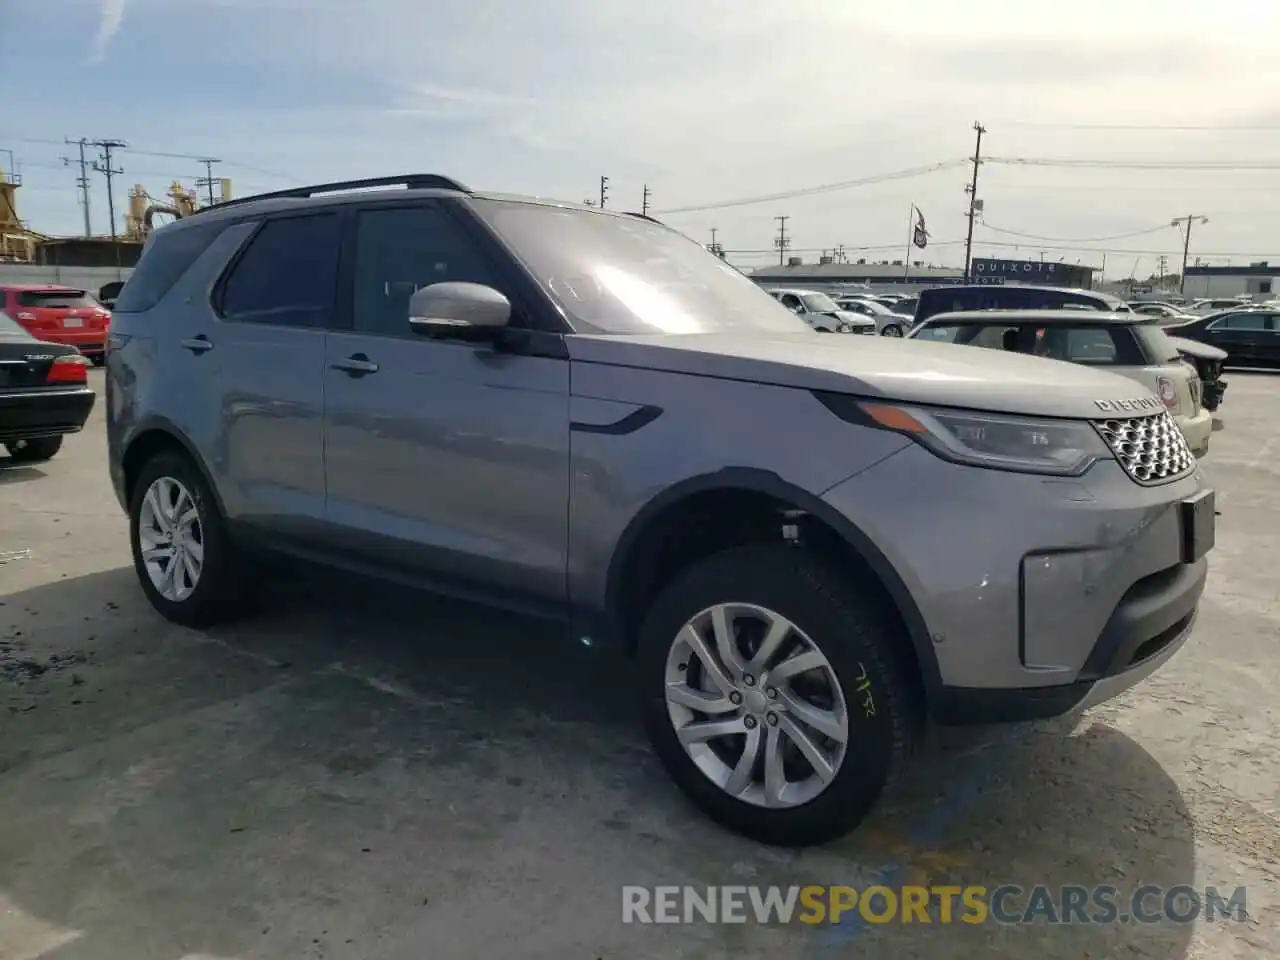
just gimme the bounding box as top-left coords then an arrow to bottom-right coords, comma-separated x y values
750,256 -> 1095,292
1182,262 -> 1280,299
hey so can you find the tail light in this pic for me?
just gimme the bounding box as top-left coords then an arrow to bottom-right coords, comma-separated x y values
1156,376 -> 1179,411
47,354 -> 91,384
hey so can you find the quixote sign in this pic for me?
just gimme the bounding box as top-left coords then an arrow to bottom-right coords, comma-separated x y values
972,258 -> 1065,280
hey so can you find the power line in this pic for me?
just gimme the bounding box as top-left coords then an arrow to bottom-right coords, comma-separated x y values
987,156 -> 1280,171
996,121 -> 1280,132
195,158 -> 222,207
0,136 -> 298,181
978,221 -> 1177,243
654,160 -> 967,215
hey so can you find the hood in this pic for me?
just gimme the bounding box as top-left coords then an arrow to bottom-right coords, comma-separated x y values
1168,335 -> 1228,361
567,332 -> 1162,419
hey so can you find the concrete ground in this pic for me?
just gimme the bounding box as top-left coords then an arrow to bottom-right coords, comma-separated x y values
1,369 -> 1276,960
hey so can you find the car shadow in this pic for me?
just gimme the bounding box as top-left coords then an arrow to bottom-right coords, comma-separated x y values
0,567 -> 1197,960
0,458 -> 49,485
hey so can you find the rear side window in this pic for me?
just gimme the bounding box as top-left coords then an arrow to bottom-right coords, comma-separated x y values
219,214 -> 342,328
15,290 -> 94,308
114,221 -> 227,313
1132,324 -> 1181,363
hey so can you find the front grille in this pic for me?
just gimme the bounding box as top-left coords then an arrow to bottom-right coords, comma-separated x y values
1093,412 -> 1195,485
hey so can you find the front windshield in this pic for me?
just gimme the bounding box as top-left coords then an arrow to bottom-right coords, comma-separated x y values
800,293 -> 839,313
472,199 -> 810,335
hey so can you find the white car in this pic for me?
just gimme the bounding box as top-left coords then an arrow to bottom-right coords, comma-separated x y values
908,310 -> 1214,456
833,296 -> 909,337
763,288 -> 877,335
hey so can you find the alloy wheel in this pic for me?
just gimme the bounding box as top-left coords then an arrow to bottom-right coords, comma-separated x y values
663,603 -> 849,808
138,476 -> 204,602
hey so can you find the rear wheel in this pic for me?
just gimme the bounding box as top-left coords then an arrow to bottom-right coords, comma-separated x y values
90,354 -> 106,367
4,436 -> 64,463
638,544 -> 920,846
129,451 -> 250,627
881,323 -> 904,338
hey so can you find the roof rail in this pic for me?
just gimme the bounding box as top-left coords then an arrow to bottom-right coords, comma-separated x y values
190,174 -> 472,216
621,211 -> 664,224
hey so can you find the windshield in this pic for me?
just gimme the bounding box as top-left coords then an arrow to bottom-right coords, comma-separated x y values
800,293 -> 839,313
471,200 -> 810,335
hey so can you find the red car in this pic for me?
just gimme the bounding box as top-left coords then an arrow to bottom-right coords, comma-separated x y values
0,284 -> 111,364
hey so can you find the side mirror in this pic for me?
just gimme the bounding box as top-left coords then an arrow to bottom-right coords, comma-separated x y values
408,282 -> 511,338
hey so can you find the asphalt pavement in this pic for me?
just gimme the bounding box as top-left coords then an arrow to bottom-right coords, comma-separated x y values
1,369 -> 1276,959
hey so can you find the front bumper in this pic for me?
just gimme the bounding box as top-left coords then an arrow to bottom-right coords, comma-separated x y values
0,387 -> 96,443
823,444 -> 1209,724
1177,407 -> 1213,456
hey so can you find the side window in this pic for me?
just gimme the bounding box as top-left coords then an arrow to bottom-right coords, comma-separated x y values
1215,312 -> 1267,331
779,294 -> 801,311
353,205 -> 504,338
219,214 -> 341,327
113,220 -> 227,313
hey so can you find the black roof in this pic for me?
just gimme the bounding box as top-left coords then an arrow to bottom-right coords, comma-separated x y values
923,309 -> 1151,326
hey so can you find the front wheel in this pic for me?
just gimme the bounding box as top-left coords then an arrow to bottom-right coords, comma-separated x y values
881,324 -> 904,338
638,544 -> 920,846
5,436 -> 64,463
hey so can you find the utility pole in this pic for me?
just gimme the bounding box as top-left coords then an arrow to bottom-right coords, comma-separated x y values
962,121 -> 986,283
599,175 -> 609,209
91,138 -> 127,278
1157,255 -> 1168,287
195,157 -> 222,208
774,215 -> 790,265
1171,215 -> 1208,295
641,183 -> 651,217
62,138 -> 93,237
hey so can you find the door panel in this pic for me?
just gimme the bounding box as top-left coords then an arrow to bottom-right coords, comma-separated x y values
322,201 -> 571,603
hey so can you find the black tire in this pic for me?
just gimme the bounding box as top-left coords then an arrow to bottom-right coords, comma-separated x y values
5,436 -> 63,463
129,451 -> 250,628
637,544 -> 920,847
90,354 -> 106,367
881,324 -> 904,338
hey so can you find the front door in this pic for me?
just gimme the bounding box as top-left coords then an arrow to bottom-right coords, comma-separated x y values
322,201 -> 571,605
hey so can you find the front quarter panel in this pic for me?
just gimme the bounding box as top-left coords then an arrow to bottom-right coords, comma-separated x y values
566,359 -> 912,612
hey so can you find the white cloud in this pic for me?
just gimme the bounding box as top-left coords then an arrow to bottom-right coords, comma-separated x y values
87,0 -> 127,64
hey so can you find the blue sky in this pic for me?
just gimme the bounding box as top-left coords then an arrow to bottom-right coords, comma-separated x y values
5,0 -> 1280,277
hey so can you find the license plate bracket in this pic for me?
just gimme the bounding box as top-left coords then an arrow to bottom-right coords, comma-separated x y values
63,316 -> 84,328
1180,489 -> 1215,564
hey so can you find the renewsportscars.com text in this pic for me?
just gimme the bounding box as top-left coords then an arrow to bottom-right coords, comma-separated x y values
622,884 -> 1248,926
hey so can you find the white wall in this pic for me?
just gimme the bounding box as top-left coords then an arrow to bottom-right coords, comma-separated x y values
1182,273 -> 1278,299
0,264 -> 133,295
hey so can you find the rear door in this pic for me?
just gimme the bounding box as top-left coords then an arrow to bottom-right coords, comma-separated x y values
1203,311 -> 1268,363
205,212 -> 341,536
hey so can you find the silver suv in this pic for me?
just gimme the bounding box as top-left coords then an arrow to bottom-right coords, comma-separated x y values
105,175 -> 1214,846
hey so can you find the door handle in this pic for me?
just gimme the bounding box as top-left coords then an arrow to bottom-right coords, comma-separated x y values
180,335 -> 214,354
330,354 -> 380,377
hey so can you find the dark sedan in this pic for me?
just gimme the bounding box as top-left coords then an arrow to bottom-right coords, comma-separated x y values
1168,308 -> 1280,368
0,310 -> 96,463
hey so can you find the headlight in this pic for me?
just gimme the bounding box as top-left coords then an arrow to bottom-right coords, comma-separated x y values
860,402 -> 1112,476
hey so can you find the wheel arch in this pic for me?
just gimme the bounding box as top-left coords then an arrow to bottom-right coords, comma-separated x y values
602,468 -> 942,699
121,418 -> 227,518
